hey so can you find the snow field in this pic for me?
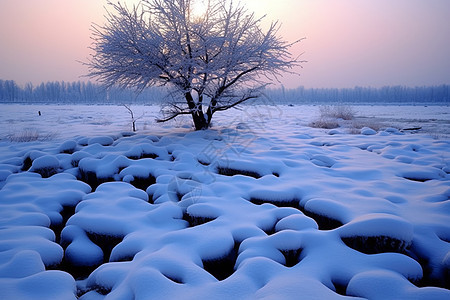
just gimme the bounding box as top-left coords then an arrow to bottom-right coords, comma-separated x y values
0,104 -> 449,299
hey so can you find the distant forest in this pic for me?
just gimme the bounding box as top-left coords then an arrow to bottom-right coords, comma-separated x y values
0,80 -> 165,105
0,79 -> 449,105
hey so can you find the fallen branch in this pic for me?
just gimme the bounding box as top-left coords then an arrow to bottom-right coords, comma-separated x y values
402,127 -> 422,131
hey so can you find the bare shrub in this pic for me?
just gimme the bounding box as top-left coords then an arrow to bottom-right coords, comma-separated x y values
319,105 -> 355,120
7,129 -> 58,142
309,118 -> 340,129
309,105 -> 356,130
7,129 -> 40,142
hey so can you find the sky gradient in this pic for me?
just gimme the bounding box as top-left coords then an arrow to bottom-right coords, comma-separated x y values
1,0 -> 449,89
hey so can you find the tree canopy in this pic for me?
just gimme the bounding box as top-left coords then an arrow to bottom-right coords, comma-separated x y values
87,0 -> 303,129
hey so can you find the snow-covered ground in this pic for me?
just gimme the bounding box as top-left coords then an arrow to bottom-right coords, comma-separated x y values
0,103 -> 449,299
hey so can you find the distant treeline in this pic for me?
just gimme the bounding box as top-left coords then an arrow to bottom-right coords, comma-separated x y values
0,80 -> 166,104
264,85 -> 450,105
0,79 -> 449,105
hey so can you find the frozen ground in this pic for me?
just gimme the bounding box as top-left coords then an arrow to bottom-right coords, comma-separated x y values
0,103 -> 449,299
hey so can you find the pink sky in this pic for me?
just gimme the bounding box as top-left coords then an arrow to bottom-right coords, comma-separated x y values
0,0 -> 449,89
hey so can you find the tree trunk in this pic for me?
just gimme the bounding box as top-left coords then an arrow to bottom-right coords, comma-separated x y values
205,97 -> 217,127
192,111 -> 209,130
185,92 -> 210,130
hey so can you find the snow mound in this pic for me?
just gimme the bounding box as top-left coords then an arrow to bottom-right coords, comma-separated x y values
87,136 -> 114,146
0,270 -> 76,300
29,155 -> 60,177
78,155 -> 131,187
61,225 -> 104,267
339,213 -> 414,241
255,273 -> 361,300
398,165 -> 446,182
59,140 -> 77,154
275,214 -> 318,231
328,129 -> 342,135
0,226 -> 63,267
339,214 -> 414,254
0,173 -> 91,227
303,198 -> 349,229
310,155 -> 336,168
347,270 -> 450,299
360,127 -> 377,135
0,250 -> 45,278
384,127 -> 402,134
67,182 -> 151,236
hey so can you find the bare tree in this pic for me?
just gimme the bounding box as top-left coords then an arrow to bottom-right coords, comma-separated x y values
87,0 -> 303,130
122,104 -> 144,132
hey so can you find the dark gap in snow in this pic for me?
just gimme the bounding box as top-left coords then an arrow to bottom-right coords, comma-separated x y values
21,156 -> 32,171
341,235 -> 409,255
162,273 -> 184,284
167,188 -> 184,202
31,167 -> 58,178
51,205 -> 76,244
444,268 -> 450,290
176,191 -> 184,202
249,197 -> 301,209
80,284 -> 112,297
217,167 -> 262,179
127,155 -> 142,160
414,257 -> 449,289
120,132 -> 136,138
60,148 -> 75,155
129,175 -> 156,191
300,209 -> 344,230
403,176 -> 432,183
438,234 -> 450,244
356,145 -> 369,151
147,192 -> 155,204
78,169 -> 114,191
142,153 -> 159,159
127,153 -> 159,160
91,285 -> 112,296
332,280 -> 348,296
53,259 -> 98,281
86,232 -> 125,264
183,212 -> 216,227
279,248 -> 303,267
409,249 -> 450,289
202,241 -> 239,281
261,220 -> 278,236
272,172 -> 280,177
197,159 -> 210,166
71,159 -> 80,168
60,149 -> 75,155
110,253 -> 137,263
